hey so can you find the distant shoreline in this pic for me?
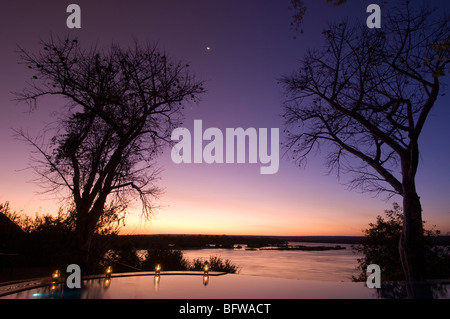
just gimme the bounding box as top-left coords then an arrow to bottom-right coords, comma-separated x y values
113,234 -> 450,250
110,234 -> 365,251
120,234 -> 365,243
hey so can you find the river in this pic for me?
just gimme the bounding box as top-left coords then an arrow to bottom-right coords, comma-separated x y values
180,242 -> 363,282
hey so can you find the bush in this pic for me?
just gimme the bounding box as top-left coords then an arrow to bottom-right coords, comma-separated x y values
190,255 -> 239,273
1,202 -> 241,277
353,203 -> 450,282
141,249 -> 190,271
100,239 -> 143,273
122,249 -> 241,274
0,202 -> 122,275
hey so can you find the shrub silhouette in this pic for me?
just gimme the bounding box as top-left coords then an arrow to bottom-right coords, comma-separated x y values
353,204 -> 449,282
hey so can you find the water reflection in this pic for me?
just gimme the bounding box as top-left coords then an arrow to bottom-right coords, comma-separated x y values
203,275 -> 209,286
376,281 -> 449,299
2,274 -> 449,299
103,277 -> 111,289
32,280 -> 83,299
180,243 -> 362,281
154,274 -> 160,292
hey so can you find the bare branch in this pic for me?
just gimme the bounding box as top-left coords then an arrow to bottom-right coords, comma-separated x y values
281,4 -> 448,198
15,36 -> 205,253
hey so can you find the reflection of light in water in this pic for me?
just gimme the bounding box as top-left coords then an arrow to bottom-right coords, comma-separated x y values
50,269 -> 61,292
103,278 -> 111,289
11,274 -> 448,299
154,275 -> 160,292
203,275 -> 209,286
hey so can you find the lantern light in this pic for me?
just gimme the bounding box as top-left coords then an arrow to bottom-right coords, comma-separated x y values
203,263 -> 209,275
105,266 -> 112,276
155,264 -> 161,276
52,269 -> 60,280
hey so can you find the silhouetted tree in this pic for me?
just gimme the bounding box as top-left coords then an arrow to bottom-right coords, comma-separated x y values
353,203 -> 449,283
289,0 -> 349,34
0,201 -> 125,276
281,2 -> 449,290
15,36 -> 204,268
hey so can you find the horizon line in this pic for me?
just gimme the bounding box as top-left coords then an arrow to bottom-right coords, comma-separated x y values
117,233 -> 366,237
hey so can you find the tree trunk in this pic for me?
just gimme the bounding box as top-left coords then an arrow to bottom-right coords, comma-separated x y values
398,176 -> 432,298
71,190 -> 108,273
399,189 -> 424,279
73,218 -> 94,273
73,209 -> 101,274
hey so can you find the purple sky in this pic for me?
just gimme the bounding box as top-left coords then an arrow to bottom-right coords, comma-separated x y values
1,0 -> 449,236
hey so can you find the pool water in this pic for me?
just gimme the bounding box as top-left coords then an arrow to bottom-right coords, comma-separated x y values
1,272 -> 449,299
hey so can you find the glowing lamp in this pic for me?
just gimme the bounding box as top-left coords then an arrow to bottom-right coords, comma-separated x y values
105,266 -> 112,277
52,269 -> 60,280
203,263 -> 209,275
155,264 -> 161,276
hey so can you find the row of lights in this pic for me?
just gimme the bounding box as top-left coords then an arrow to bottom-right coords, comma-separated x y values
51,262 -> 210,278
154,263 -> 210,287
50,262 -> 211,290
103,263 -> 211,288
51,270 -> 61,291
154,263 -> 210,275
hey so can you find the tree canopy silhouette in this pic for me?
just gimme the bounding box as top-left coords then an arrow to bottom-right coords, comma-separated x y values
289,0 -> 349,34
15,37 -> 205,267
280,2 -> 449,290
353,203 -> 449,283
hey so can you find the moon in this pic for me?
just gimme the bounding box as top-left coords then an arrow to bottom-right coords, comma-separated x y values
206,46 -> 211,51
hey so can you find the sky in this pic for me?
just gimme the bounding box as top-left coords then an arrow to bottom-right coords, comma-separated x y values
0,0 -> 449,236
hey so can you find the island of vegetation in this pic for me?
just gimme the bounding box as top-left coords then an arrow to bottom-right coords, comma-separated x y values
108,234 -> 353,251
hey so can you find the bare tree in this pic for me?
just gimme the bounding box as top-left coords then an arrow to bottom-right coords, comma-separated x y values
289,0 -> 349,34
281,2 -> 449,289
15,37 -> 205,267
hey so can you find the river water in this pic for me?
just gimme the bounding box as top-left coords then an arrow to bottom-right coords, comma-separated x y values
180,242 -> 363,282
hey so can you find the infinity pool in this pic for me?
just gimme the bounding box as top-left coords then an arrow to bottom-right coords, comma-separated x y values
1,272 -> 449,299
